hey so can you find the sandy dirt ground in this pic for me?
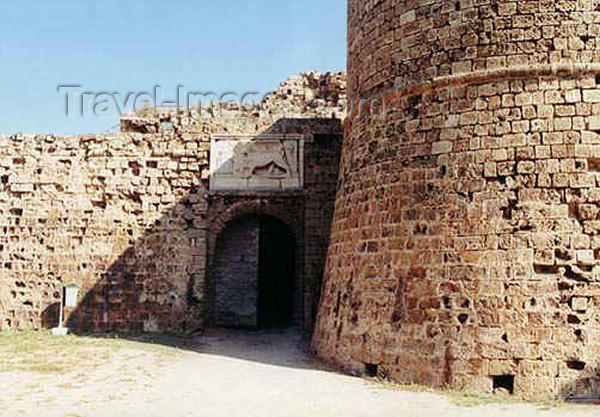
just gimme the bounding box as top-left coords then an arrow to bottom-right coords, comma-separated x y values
0,327 -> 597,417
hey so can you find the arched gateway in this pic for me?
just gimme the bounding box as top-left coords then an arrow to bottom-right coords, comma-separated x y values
211,214 -> 296,328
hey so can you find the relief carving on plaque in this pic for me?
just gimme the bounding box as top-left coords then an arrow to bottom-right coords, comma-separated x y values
210,135 -> 304,191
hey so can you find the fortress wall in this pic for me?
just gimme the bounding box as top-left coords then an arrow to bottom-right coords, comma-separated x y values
0,132 -> 208,332
0,72 -> 345,334
313,0 -> 600,397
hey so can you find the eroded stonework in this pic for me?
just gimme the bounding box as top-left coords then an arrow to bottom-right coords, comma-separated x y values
313,0 -> 600,399
0,71 -> 345,336
209,135 -> 304,191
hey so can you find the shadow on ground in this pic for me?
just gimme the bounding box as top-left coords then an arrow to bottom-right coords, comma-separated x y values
71,326 -> 337,372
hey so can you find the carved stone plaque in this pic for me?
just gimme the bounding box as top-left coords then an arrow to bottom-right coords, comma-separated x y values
210,134 -> 304,191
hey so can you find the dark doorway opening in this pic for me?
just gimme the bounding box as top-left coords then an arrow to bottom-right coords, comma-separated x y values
212,214 -> 296,329
492,375 -> 515,395
257,216 -> 295,328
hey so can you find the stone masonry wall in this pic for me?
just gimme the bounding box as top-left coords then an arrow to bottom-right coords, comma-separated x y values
313,0 -> 600,398
304,134 -> 343,329
0,72 -> 345,335
0,132 -> 207,332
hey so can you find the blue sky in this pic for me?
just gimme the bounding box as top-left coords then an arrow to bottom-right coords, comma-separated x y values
0,1 -> 347,135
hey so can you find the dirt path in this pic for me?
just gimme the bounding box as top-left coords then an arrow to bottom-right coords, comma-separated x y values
0,327 -> 597,417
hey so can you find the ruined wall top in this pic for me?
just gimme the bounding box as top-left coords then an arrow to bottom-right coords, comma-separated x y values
120,71 -> 347,136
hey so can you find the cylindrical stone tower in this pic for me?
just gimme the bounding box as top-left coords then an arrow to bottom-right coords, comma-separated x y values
313,0 -> 600,397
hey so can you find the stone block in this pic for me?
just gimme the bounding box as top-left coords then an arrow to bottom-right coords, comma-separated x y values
583,90 -> 600,103
565,89 -> 582,103
576,250 -> 594,265
483,162 -> 497,178
570,173 -> 596,188
432,141 -> 453,154
554,117 -> 572,131
517,161 -> 535,174
582,131 -> 600,143
571,297 -> 588,312
589,115 -> 600,130
439,128 -> 459,140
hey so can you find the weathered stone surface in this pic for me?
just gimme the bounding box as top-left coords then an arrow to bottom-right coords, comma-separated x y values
209,135 -> 304,191
0,72 -> 345,337
312,0 -> 600,399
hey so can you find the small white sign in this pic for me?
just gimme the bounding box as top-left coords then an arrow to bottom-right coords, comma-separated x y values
64,285 -> 79,307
